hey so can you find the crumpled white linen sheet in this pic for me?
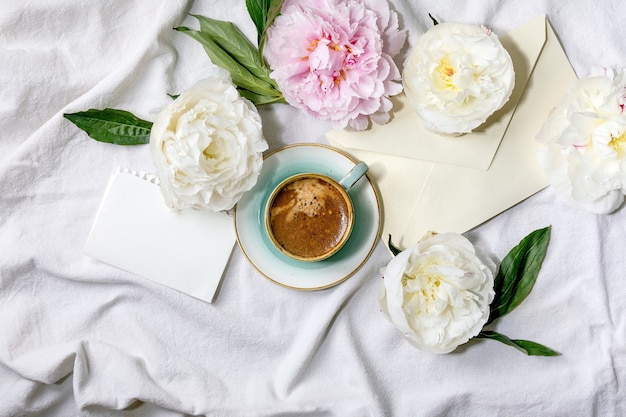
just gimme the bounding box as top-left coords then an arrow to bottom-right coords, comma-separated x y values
1,0 -> 624,416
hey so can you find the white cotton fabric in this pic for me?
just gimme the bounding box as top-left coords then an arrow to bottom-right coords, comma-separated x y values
0,0 -> 624,416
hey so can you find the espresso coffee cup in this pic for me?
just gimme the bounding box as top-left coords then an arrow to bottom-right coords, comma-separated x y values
265,162 -> 368,262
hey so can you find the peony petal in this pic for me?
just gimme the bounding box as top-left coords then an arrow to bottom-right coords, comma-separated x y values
265,0 -> 404,130
403,22 -> 515,135
536,67 -> 626,214
378,233 -> 494,354
150,65 -> 267,212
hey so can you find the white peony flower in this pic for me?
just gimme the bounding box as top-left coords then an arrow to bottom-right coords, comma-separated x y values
403,22 -> 515,135
536,67 -> 626,214
150,66 -> 268,212
378,232 -> 495,354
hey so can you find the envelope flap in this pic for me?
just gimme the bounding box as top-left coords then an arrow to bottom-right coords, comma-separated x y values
500,15 -> 548,88
327,14 -> 575,248
326,15 -> 548,171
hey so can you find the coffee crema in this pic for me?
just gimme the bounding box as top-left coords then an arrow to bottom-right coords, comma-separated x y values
268,176 -> 352,260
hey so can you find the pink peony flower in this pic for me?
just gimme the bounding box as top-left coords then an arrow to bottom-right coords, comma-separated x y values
264,0 -> 406,130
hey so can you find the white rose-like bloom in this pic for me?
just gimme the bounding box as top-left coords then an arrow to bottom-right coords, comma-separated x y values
150,66 -> 268,212
536,67 -> 626,214
403,22 -> 515,135
378,233 -> 495,354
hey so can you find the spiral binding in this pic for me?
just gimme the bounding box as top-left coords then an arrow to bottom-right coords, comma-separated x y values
115,167 -> 160,186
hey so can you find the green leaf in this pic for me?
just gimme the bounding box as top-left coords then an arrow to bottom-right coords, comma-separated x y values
64,109 -> 152,145
246,0 -> 284,47
259,0 -> 284,53
477,331 -> 559,356
238,88 -> 287,105
265,0 -> 284,31
175,26 -> 263,91
190,14 -> 275,86
175,27 -> 283,105
387,235 -> 402,257
487,226 -> 551,324
246,0 -> 271,44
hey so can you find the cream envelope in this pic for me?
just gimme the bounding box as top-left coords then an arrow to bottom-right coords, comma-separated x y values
326,15 -> 577,249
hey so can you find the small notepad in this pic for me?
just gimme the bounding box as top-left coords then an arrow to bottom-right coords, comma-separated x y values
84,169 -> 236,303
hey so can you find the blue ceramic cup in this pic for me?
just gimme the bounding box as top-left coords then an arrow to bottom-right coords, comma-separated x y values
265,162 -> 368,262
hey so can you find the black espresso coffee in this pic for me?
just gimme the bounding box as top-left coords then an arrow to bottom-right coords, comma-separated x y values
267,175 -> 352,261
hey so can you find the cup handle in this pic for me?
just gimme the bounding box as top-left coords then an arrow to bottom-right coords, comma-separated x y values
339,161 -> 369,191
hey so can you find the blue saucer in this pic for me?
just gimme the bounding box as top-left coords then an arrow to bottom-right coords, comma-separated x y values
234,143 -> 382,290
